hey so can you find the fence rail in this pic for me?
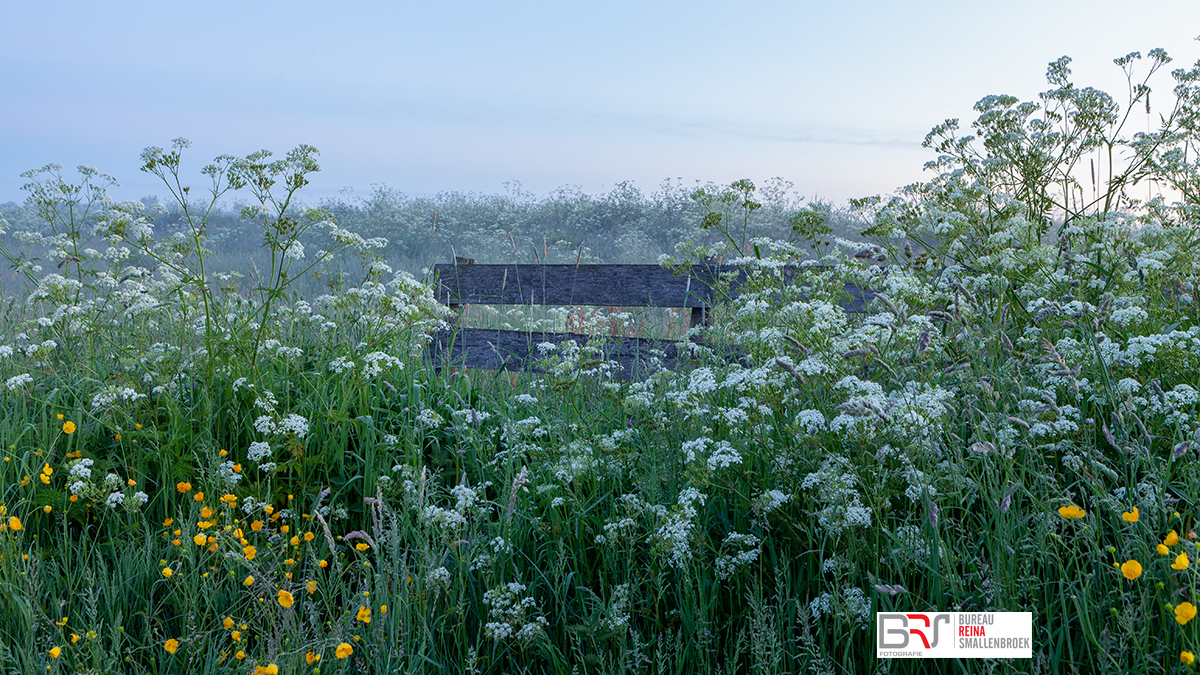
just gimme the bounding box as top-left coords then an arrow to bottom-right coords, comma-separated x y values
429,261 -> 876,379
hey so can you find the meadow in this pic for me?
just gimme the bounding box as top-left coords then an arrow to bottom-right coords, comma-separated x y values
2,48 -> 1200,674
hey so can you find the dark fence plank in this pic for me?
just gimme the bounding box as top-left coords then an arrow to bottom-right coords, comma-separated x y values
432,263 -> 878,312
431,327 -> 701,381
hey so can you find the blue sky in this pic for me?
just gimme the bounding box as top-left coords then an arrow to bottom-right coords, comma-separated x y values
2,0 -> 1199,206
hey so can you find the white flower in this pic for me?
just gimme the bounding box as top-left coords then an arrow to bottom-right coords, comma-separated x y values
248,441 -> 272,463
5,373 -> 33,391
284,240 -> 305,260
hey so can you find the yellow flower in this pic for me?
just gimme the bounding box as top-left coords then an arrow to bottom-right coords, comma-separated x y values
243,575 -> 254,586
39,473 -> 50,484
1120,559 -> 1142,580
200,506 -> 213,518
164,638 -> 180,654
176,482 -> 192,493
41,463 -> 52,476
1158,544 -> 1170,555
172,538 -> 181,546
231,630 -> 241,642
336,642 -> 353,659
43,505 -> 51,514
235,650 -> 245,660
357,605 -> 371,624
280,524 -> 289,534
223,616 -> 234,629
264,665 -> 278,675
193,534 -> 207,546
277,589 -> 294,608
243,545 -> 256,560
194,492 -> 204,502
161,567 -> 173,578
290,535 -> 300,546
251,520 -> 263,531
306,580 -> 318,594
233,463 -> 241,473
319,559 -> 328,568
163,518 -> 174,527
1166,530 -> 1181,546
62,421 -> 76,434
304,531 -> 315,541
49,646 -> 61,658
56,414 -> 63,420
70,633 -> 79,643
1184,651 -> 1196,665
1178,602 -> 1198,625
220,493 -> 237,504
355,542 -> 370,551
8,516 -> 22,531
219,448 -> 227,457
306,652 -> 321,664
1058,505 -> 1086,519
285,558 -> 295,566
56,616 -> 67,626
18,476 -> 29,487
126,478 -> 136,487
1174,553 -> 1191,571
135,423 -> 142,429
263,505 -> 274,515
381,604 -> 388,614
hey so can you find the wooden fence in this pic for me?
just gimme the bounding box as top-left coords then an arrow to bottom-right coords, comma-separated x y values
429,260 -> 876,380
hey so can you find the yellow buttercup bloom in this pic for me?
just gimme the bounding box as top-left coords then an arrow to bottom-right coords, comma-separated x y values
235,650 -> 245,660
251,520 -> 263,531
1058,505 -> 1086,519
1174,553 -> 1191,571
49,647 -> 61,658
243,545 -> 256,561
243,575 -> 254,586
164,638 -> 180,654
200,506 -> 212,519
161,567 -> 173,578
1120,560 -> 1142,580
8,516 -> 22,531
277,589 -> 294,608
336,642 -> 353,659
290,536 -> 300,546
381,604 -> 388,614
306,580 -> 318,594
192,534 -> 207,546
304,531 -> 315,541
1184,651 -> 1196,665
355,542 -> 370,551
357,605 -> 371,624
62,421 -> 76,434
306,652 -> 321,664
1177,602 -> 1198,625
231,630 -> 241,642
1158,544 -> 1170,555
1166,530 -> 1181,546
223,616 -> 234,629
176,482 -> 192,493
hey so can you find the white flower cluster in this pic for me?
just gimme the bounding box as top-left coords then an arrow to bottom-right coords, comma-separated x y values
90,386 -> 146,410
5,373 -> 32,391
655,487 -> 707,568
714,532 -> 762,581
482,582 -> 548,643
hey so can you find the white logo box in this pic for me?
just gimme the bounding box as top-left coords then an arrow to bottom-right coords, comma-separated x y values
876,612 -> 1032,659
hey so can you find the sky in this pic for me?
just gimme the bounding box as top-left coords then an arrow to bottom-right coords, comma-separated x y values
2,0 -> 1199,207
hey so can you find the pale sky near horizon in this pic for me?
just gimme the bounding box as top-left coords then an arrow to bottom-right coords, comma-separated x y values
2,0 -> 1199,207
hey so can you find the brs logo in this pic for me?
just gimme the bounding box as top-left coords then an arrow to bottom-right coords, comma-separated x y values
878,613 -> 951,649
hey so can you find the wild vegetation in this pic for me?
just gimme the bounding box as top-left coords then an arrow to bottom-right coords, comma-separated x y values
2,47 -> 1200,674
